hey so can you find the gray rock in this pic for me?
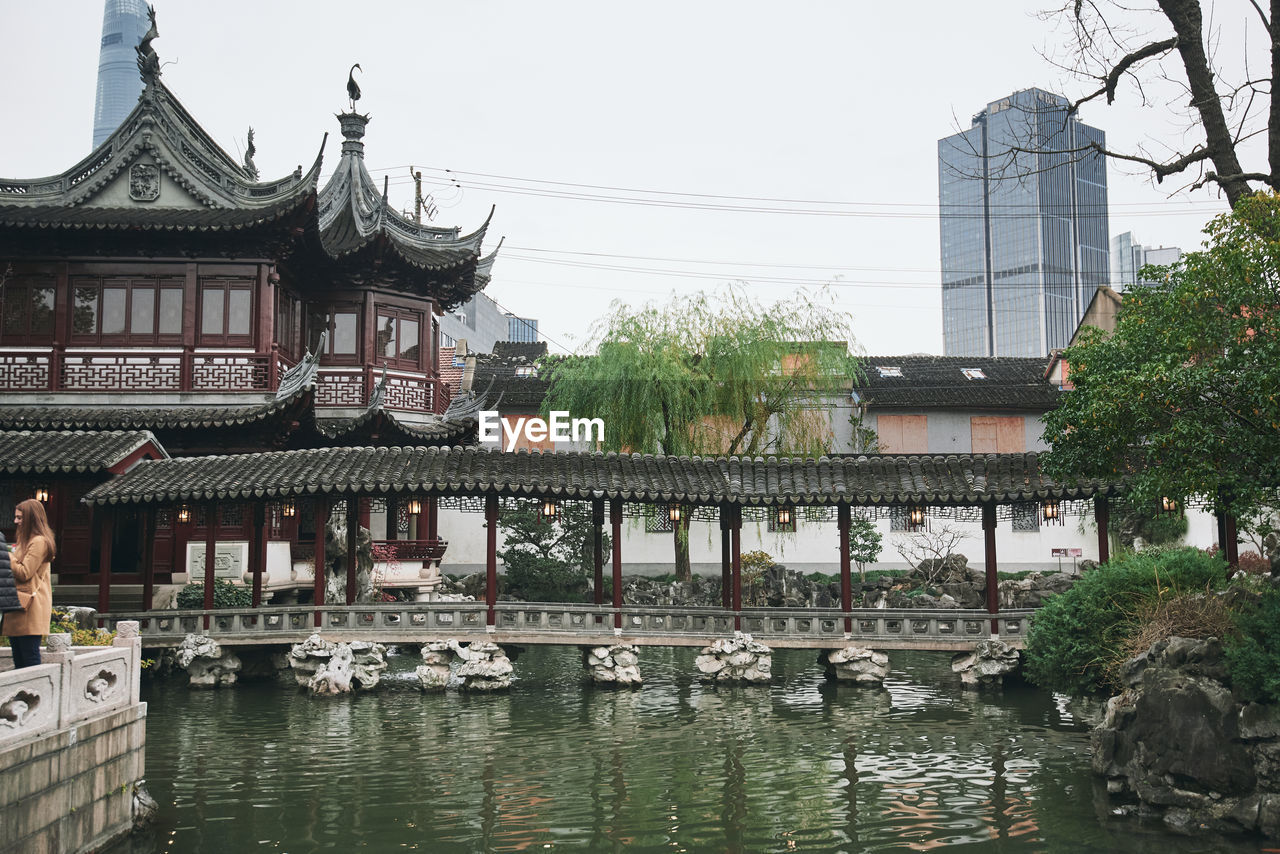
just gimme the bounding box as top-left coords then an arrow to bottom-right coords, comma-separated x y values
583,643 -> 642,686
821,646 -> 889,685
174,634 -> 241,688
694,632 -> 772,684
950,640 -> 1021,689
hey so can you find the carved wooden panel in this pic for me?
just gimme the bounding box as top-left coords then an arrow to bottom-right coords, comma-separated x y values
0,354 -> 50,390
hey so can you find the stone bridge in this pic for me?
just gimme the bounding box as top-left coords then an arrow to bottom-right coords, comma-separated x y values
100,603 -> 1034,652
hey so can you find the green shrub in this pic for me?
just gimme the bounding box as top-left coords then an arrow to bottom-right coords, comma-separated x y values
176,578 -> 252,610
51,608 -> 114,646
1023,547 -> 1228,695
1225,588 -> 1280,703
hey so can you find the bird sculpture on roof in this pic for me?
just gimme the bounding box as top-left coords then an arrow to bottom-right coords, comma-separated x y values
347,64 -> 362,111
135,5 -> 161,83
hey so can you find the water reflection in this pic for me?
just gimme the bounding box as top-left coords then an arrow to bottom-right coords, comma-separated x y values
112,648 -> 1265,854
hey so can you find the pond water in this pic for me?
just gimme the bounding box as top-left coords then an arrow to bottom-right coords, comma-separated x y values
107,647 -> 1263,853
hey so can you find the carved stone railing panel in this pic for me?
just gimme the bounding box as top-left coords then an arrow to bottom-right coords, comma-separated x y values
0,631 -> 141,748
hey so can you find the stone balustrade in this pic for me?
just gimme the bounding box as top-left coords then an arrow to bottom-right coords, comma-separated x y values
99,604 -> 1032,650
1,622 -> 150,854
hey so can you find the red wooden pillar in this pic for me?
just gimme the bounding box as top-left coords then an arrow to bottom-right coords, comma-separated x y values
96,508 -> 114,616
427,497 -> 439,542
611,499 -> 623,629
731,505 -> 742,631
720,507 -> 731,609
313,499 -> 329,628
592,498 -> 604,606
203,503 -> 217,630
251,503 -> 266,608
345,497 -> 358,606
983,503 -> 999,635
485,495 -> 499,626
838,503 -> 852,635
358,497 -> 371,535
1094,494 -> 1110,565
141,507 -> 156,612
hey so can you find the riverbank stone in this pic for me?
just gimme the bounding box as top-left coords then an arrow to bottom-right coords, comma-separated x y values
174,633 -> 241,688
950,640 -> 1021,689
1092,635 -> 1280,838
695,632 -> 772,684
288,634 -> 388,694
583,644 -> 642,686
820,646 -> 889,684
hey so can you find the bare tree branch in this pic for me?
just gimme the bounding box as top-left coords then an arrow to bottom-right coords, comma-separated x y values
1068,36 -> 1180,112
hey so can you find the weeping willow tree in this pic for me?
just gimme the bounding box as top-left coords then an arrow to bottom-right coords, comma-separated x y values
544,287 -> 862,581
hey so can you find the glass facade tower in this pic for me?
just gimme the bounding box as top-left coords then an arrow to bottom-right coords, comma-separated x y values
93,0 -> 151,150
939,89 -> 1109,357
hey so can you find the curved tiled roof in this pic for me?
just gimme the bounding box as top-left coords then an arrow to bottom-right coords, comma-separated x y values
81,447 -> 1119,507
0,430 -> 166,474
855,355 -> 1060,410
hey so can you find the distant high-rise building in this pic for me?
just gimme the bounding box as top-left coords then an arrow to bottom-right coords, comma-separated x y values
939,88 -> 1110,357
93,0 -> 151,150
1110,232 -> 1182,290
506,315 -> 539,344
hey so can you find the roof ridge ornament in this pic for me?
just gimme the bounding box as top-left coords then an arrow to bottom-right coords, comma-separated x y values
135,5 -> 161,86
243,127 -> 259,181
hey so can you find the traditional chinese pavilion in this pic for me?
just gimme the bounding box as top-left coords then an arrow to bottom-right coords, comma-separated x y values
0,31 -> 496,598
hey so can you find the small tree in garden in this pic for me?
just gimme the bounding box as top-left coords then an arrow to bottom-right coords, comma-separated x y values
498,500 -> 609,602
893,524 -> 971,586
848,516 -> 882,581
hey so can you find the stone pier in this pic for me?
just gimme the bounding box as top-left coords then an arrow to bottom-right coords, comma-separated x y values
583,644 -> 642,686
694,633 -> 772,684
820,646 -> 890,684
0,623 -> 152,854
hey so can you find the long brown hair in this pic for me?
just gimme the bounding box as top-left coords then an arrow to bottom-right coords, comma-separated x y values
15,498 -> 56,560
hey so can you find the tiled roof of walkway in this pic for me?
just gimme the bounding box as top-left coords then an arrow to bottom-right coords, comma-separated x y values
81,445 -> 1119,508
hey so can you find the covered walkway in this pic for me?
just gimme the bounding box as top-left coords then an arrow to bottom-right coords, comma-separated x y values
81,445 -> 1123,635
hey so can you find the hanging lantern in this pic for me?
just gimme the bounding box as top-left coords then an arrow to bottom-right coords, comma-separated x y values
540,498 -> 560,520
33,486 -> 49,503
177,504 -> 192,524
775,504 -> 794,527
406,497 -> 424,516
1160,496 -> 1180,515
280,498 -> 297,518
907,504 -> 926,530
668,503 -> 684,524
1042,499 -> 1062,524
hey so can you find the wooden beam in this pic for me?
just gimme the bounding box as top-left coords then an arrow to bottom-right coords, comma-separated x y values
485,494 -> 498,626
983,503 -> 998,636
611,499 -> 623,629
313,499 -> 329,628
838,503 -> 852,635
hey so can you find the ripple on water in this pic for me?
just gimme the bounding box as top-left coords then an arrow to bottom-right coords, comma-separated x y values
108,647 -> 1267,854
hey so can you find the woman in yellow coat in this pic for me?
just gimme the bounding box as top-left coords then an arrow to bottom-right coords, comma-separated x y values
2,498 -> 56,668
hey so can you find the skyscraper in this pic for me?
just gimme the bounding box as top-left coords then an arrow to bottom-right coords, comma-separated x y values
939,88 -> 1110,357
1110,232 -> 1182,290
93,0 -> 151,150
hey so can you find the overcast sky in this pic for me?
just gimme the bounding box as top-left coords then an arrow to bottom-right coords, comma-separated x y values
1,1 -> 1242,356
